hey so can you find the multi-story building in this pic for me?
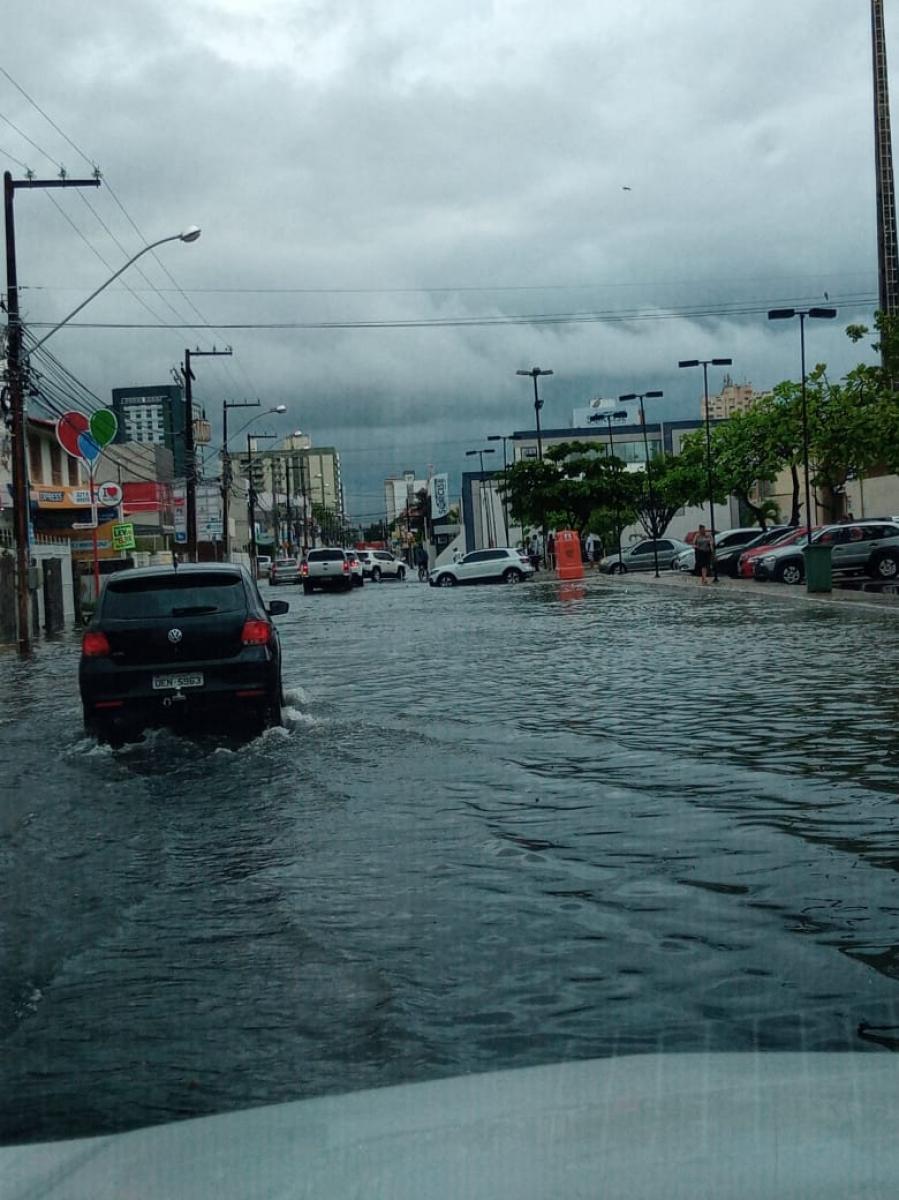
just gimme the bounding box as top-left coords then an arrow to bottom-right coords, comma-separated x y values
700,378 -> 762,421
384,474 -> 427,524
111,384 -> 209,478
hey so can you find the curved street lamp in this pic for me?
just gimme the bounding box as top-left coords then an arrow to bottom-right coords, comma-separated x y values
31,226 -> 202,351
620,390 -> 664,577
220,403 -> 286,558
767,307 -> 837,541
678,357 -> 733,583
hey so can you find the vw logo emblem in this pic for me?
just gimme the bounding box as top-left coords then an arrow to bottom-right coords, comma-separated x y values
167,628 -> 183,644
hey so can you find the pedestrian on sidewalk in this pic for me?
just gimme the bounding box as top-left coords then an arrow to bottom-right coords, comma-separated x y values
694,524 -> 714,585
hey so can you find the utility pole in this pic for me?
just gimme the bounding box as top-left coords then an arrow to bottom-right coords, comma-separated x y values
181,345 -> 232,561
5,170 -> 100,656
221,399 -> 260,560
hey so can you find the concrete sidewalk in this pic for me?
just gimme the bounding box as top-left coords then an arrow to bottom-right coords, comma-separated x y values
592,567 -> 899,613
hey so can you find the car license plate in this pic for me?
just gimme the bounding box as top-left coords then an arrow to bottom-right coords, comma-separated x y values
152,672 -> 204,691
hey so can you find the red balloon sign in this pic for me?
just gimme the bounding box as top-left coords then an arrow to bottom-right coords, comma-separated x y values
56,411 -> 90,458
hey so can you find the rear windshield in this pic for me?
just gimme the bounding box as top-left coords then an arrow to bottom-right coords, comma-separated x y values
308,550 -> 344,562
275,559 -> 297,567
102,573 -> 246,619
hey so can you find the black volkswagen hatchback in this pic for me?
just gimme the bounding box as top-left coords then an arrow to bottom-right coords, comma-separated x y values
79,563 -> 288,743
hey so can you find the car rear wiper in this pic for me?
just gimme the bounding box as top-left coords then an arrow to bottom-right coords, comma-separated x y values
170,605 -> 219,616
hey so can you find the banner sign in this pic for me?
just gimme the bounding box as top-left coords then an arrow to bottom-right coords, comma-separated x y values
112,522 -> 136,551
429,473 -> 449,519
172,483 -> 187,544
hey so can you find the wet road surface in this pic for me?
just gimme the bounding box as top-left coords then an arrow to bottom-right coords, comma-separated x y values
3,574 -> 899,1143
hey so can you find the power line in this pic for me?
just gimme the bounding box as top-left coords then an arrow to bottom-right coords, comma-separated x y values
0,64 -> 97,169
19,289 -> 876,333
0,142 -> 30,172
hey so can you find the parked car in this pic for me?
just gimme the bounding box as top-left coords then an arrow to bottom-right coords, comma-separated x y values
356,549 -> 406,582
737,527 -> 813,578
255,555 -> 273,579
429,547 -> 535,587
599,537 -> 691,574
79,563 -> 288,744
342,549 -> 365,588
270,557 -> 303,586
301,547 -> 354,593
674,528 -> 786,577
754,521 -> 899,584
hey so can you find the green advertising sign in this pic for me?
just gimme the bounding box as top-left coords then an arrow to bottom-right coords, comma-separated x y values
112,522 -> 136,551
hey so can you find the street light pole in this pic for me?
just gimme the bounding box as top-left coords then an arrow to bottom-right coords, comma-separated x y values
516,367 -> 553,561
246,432 -> 277,576
221,400 -> 260,559
589,408 -> 629,565
767,307 -> 838,535
678,357 -> 733,584
619,391 -> 664,577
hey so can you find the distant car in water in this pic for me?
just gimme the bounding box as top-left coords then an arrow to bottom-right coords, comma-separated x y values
355,550 -> 406,582
301,547 -> 354,593
599,538 -> 691,574
79,563 -> 288,744
270,557 -> 303,586
342,549 -> 365,587
255,555 -> 273,579
429,547 -> 534,587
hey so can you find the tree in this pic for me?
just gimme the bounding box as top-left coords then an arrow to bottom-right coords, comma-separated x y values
625,453 -> 702,540
500,442 -> 628,535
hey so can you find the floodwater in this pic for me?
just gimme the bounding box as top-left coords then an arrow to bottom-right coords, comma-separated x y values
3,574 -> 899,1143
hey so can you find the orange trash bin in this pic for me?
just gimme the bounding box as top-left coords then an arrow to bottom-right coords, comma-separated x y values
554,529 -> 584,580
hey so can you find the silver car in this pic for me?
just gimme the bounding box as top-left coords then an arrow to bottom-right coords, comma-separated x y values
600,537 -> 692,574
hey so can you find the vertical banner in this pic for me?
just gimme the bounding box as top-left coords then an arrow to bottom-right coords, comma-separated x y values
429,473 -> 449,519
172,482 -> 187,545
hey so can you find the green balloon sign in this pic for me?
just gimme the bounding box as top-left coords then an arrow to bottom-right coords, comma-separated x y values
90,409 -> 118,448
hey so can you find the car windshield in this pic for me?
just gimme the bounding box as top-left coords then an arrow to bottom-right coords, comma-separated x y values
102,574 -> 245,619
9,7 -> 899,1192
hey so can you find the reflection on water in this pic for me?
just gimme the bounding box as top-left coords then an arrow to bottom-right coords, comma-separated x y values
2,579 -> 899,1142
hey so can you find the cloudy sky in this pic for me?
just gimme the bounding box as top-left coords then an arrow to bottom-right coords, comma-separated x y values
2,0 -> 890,522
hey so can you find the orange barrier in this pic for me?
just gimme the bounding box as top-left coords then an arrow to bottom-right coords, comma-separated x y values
554,529 -> 584,580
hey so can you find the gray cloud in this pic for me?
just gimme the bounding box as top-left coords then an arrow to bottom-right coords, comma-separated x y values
2,0 -> 886,515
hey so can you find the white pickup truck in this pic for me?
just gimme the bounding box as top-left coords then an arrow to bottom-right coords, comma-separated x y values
302,548 -> 353,593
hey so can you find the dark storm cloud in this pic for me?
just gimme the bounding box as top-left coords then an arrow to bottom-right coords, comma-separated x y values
1,0 -> 887,512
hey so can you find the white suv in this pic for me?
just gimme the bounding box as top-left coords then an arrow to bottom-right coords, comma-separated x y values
429,547 -> 534,587
357,550 -> 406,582
301,548 -> 353,593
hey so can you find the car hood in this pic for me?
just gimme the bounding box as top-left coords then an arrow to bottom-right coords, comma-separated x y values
4,1054 -> 898,1200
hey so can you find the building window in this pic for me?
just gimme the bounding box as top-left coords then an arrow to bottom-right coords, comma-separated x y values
28,437 -> 42,482
68,456 -> 80,486
50,441 -> 63,485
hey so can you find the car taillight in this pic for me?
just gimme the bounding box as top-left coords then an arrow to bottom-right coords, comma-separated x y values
301,562 -> 308,576
342,560 -> 349,572
241,619 -> 272,646
82,630 -> 111,657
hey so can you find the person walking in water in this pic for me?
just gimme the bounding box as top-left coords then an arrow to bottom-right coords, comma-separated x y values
693,524 -> 714,585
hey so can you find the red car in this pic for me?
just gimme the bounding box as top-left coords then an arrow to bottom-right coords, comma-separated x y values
737,526 -> 817,577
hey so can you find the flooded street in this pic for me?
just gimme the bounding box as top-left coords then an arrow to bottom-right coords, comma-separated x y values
3,576 -> 899,1144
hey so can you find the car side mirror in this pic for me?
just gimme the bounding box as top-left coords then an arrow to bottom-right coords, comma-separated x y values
267,600 -> 289,616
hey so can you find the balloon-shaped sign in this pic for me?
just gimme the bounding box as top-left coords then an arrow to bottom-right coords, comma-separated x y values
56,408 -> 117,471
90,409 -> 117,448
57,411 -> 89,458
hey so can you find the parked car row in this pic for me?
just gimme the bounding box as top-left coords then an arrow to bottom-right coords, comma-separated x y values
752,521 -> 899,584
